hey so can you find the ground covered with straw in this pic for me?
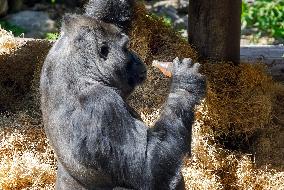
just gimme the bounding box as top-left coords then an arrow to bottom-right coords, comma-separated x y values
0,3 -> 283,190
0,28 -> 18,55
0,113 -> 56,189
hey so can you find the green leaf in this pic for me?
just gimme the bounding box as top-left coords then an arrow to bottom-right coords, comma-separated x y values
45,33 -> 59,40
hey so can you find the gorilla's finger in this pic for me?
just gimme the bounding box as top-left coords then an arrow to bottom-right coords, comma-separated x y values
192,62 -> 201,72
173,57 -> 180,67
182,58 -> 193,68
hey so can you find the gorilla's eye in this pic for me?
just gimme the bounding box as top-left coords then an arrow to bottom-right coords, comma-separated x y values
99,43 -> 109,60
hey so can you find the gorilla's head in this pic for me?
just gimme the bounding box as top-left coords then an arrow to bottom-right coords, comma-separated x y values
84,0 -> 134,31
61,14 -> 146,97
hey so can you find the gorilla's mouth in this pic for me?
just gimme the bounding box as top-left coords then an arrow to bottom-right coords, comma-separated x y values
127,70 -> 147,88
137,70 -> 147,83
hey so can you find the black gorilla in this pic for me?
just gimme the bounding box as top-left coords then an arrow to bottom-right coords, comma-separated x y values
40,14 -> 206,190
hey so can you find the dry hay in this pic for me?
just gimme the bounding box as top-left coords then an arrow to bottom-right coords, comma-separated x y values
0,2 -> 283,190
182,102 -> 284,190
0,113 -> 56,190
0,30 -> 52,112
1,103 -> 283,190
129,3 -> 198,63
0,28 -> 18,55
1,63 -> 278,190
201,62 -> 275,138
128,3 -> 197,114
137,97 -> 283,190
252,84 -> 284,171
272,83 -> 284,127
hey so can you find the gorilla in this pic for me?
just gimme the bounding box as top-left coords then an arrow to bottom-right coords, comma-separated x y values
40,14 -> 206,190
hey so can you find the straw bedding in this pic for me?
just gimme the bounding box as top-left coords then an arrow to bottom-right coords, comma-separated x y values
0,3 -> 283,189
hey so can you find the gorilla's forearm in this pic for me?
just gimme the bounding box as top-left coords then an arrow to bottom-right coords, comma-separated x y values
147,74 -> 206,153
149,90 -> 195,154
140,88 -> 203,189
140,71 -> 205,189
164,90 -> 196,127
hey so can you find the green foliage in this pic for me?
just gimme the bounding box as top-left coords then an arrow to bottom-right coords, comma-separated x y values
147,13 -> 173,28
0,21 -> 25,37
161,16 -> 172,28
45,32 -> 59,40
242,0 -> 284,39
51,0 -> 56,4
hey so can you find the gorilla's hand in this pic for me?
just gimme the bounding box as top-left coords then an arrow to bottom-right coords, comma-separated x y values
170,57 -> 206,103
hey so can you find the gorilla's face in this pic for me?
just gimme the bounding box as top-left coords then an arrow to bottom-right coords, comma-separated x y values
61,15 -> 146,97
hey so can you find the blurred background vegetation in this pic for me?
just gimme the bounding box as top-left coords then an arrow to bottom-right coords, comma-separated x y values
242,0 -> 284,41
0,0 -> 283,43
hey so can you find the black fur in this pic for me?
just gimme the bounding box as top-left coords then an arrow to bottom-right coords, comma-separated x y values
40,14 -> 206,190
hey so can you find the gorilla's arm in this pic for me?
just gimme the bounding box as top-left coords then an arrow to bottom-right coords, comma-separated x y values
75,59 -> 205,189
146,61 -> 206,189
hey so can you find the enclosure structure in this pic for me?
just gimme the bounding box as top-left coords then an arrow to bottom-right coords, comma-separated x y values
188,0 -> 242,64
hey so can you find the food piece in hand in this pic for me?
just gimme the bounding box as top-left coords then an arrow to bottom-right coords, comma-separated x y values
152,60 -> 173,77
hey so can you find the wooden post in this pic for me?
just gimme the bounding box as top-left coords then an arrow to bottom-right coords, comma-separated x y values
188,0 -> 242,64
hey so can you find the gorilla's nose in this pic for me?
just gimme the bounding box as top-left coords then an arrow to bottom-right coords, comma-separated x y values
131,52 -> 142,65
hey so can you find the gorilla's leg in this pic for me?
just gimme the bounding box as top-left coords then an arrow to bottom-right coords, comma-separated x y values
56,163 -> 87,190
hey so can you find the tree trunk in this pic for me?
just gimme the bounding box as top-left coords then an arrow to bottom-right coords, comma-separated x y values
188,0 -> 241,64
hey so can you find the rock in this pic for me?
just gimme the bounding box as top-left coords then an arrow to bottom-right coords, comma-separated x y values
173,15 -> 187,30
155,6 -> 179,21
163,6 -> 179,20
179,29 -> 188,39
152,1 -> 189,30
153,0 -> 180,9
6,11 -> 56,38
32,3 -> 49,11
0,0 -> 8,17
176,0 -> 189,14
